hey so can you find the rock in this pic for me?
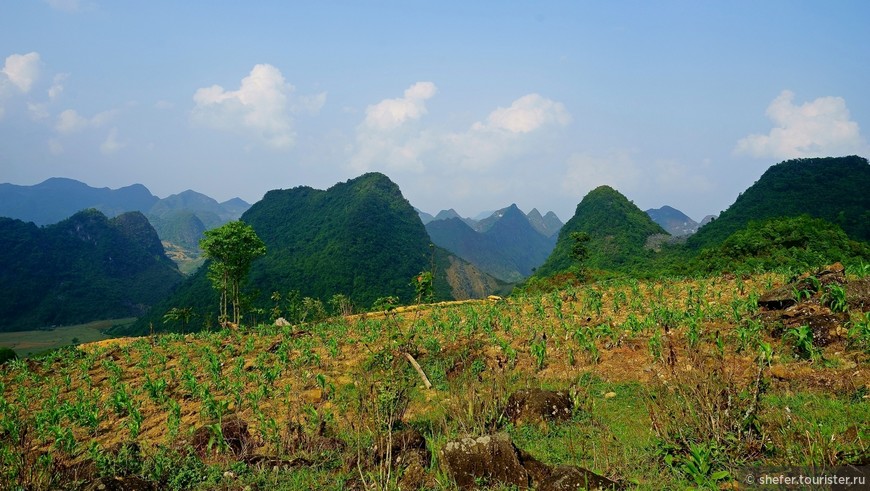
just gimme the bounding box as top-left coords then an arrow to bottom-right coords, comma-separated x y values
539,465 -> 623,491
274,317 -> 291,327
505,388 -> 573,424
604,392 -> 617,399
757,263 -> 846,311
440,433 -> 532,489
440,433 -> 619,490
769,303 -> 847,347
373,427 -> 429,467
846,277 -> 870,311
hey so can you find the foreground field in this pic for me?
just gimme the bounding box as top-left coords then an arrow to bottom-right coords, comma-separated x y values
0,318 -> 134,358
1,271 -> 868,489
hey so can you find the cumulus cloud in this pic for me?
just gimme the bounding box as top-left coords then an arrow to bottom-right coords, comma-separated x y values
1,52 -> 40,93
735,90 -> 868,159
362,82 -> 437,131
48,73 -> 67,100
55,108 -> 116,134
351,86 -> 571,173
100,127 -> 125,154
473,94 -> 571,134
191,63 -> 325,149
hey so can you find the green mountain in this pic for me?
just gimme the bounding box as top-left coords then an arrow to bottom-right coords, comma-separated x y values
131,173 -> 502,334
426,204 -> 556,283
688,156 -> 870,249
0,209 -> 183,331
535,186 -> 668,277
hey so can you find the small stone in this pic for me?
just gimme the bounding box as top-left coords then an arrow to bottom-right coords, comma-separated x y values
604,392 -> 616,399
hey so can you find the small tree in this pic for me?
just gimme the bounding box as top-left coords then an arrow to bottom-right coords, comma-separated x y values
569,231 -> 591,275
200,221 -> 266,326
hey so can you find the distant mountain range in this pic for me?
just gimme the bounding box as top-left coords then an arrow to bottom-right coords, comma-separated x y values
425,204 -> 558,282
0,178 -> 251,272
0,209 -> 183,331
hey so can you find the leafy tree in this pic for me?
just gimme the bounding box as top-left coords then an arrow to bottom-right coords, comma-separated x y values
163,307 -> 195,333
569,232 -> 591,267
199,221 -> 266,326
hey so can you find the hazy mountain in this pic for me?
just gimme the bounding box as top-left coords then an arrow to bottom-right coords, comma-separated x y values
688,156 -> 870,249
426,204 -> 556,282
0,178 -> 159,225
0,209 -> 183,331
536,186 -> 668,277
148,189 -> 249,230
416,208 -> 436,224
526,208 -> 563,237
645,206 -> 699,236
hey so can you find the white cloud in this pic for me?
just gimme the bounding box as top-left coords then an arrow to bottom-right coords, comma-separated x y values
350,86 -> 571,173
55,108 -> 116,134
191,63 -> 325,149
48,73 -> 68,100
28,102 -> 49,120
362,81 -> 437,131
735,90 -> 869,159
100,127 -> 125,154
473,93 -> 571,134
2,52 -> 41,93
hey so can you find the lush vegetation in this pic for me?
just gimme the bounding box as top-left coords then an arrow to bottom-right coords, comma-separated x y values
0,210 -> 183,331
535,186 -> 668,278
691,215 -> 870,274
2,270 -> 868,489
688,155 -> 870,249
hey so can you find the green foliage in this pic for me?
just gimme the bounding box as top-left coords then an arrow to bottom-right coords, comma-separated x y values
689,156 -> 870,249
200,220 -> 266,325
692,216 -> 870,274
411,271 -> 434,304
0,210 -> 183,331
535,185 -> 668,278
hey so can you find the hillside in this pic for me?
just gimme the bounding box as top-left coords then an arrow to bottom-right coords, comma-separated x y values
0,209 -> 183,331
688,156 -> 870,249
132,173 -> 503,334
535,186 -> 668,277
426,204 -> 556,283
645,205 -> 699,236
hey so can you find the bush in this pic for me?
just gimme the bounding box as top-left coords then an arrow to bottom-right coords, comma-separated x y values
0,347 -> 17,365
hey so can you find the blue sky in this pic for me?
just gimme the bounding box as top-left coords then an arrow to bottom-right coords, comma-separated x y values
1,1 -> 868,222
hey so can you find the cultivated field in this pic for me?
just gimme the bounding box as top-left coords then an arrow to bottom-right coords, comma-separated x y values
1,272 -> 867,489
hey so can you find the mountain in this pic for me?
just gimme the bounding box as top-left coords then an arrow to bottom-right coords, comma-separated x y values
0,178 -> 159,225
148,189 -> 249,230
146,190 -> 250,267
434,209 -> 463,221
131,173 -> 503,334
645,206 -> 699,236
688,156 -> 870,250
0,209 -> 183,331
426,204 -> 556,282
416,208 -> 436,224
526,208 -> 563,237
535,186 -> 668,277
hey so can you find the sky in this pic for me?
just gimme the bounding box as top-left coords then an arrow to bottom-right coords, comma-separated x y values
1,1 -> 869,223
